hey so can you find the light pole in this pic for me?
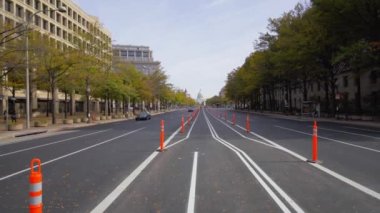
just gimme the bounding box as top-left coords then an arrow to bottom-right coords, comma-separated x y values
25,6 -> 66,129
86,78 -> 91,123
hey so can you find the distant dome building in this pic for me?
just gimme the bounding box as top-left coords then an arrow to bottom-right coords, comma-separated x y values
197,90 -> 205,105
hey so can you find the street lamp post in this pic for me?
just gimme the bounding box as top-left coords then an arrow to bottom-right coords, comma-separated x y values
25,6 -> 66,129
86,78 -> 91,123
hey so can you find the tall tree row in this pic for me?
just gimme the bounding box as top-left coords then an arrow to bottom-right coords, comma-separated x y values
224,0 -> 379,115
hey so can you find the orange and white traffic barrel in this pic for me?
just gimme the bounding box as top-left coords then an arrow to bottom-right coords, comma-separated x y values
29,158 -> 43,213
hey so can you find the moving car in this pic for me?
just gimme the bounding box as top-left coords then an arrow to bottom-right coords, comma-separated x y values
135,111 -> 151,121
188,108 -> 194,112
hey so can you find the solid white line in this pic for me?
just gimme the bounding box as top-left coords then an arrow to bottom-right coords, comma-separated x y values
91,120 -> 184,213
0,128 -> 144,182
0,129 -> 110,157
275,125 -> 380,153
344,126 -> 380,134
204,110 -> 303,213
232,124 -> 380,201
187,152 -> 198,213
317,127 -> 380,140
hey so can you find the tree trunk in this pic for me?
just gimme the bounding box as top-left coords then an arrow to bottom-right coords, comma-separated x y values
355,76 -> 362,114
64,91 -> 67,119
46,90 -> 49,117
324,79 -> 329,114
329,73 -> 337,116
51,76 -> 57,125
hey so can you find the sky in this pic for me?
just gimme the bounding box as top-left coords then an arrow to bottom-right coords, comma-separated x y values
73,0 -> 301,99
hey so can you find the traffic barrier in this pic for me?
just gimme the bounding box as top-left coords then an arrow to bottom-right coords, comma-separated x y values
29,158 -> 43,213
246,114 -> 250,133
181,116 -> 185,134
160,120 -> 165,152
309,120 -> 319,163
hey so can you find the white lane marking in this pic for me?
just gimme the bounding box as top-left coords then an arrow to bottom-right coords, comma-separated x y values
275,125 -> 380,153
344,126 -> 380,134
187,152 -> 198,213
229,124 -> 380,201
221,119 -> 276,148
317,127 -> 380,140
204,110 -> 304,213
91,119 -> 184,213
0,130 -> 110,157
166,112 -> 200,149
0,128 -> 144,182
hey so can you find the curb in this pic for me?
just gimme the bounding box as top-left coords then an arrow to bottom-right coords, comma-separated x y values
233,110 -> 380,128
0,110 -> 175,142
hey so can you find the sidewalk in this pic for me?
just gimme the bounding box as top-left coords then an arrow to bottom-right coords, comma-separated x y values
235,110 -> 380,129
0,110 -> 170,142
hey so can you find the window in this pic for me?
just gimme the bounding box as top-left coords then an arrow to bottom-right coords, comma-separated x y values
120,50 -> 128,57
128,51 -> 135,57
68,33 -> 72,42
68,7 -> 72,16
136,51 -> 142,57
56,27 -> 61,36
50,10 -> 55,20
68,20 -> 72,29
73,11 -> 77,20
56,0 -> 60,8
34,0 -> 40,10
50,23 -> 55,34
49,0 -> 54,5
62,17 -> 66,26
42,4 -> 48,15
16,4 -> 23,18
26,0 -> 32,6
143,51 -> 149,57
34,15 -> 40,26
56,13 -> 61,23
343,76 -> 349,88
63,30 -> 67,39
43,19 -> 48,30
5,0 -> 13,13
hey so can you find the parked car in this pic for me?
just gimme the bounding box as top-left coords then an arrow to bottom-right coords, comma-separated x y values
135,111 -> 151,121
188,108 -> 194,112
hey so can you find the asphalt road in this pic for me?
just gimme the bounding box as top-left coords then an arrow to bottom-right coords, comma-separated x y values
0,108 -> 379,212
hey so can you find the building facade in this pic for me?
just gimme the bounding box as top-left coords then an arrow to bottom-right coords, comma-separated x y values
0,0 -> 112,118
113,44 -> 160,75
257,70 -> 379,118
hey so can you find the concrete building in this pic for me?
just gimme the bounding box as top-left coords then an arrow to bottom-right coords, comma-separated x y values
113,44 -> 160,75
0,0 -> 112,118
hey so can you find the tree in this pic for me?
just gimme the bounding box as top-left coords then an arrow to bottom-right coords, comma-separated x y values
32,36 -> 79,124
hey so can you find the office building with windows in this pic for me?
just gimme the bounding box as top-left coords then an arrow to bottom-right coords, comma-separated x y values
0,0 -> 112,118
113,44 -> 161,75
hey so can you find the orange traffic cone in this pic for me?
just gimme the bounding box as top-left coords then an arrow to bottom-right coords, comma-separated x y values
246,114 -> 250,133
160,120 -> 165,152
29,158 -> 43,213
310,120 -> 318,163
180,116 -> 185,134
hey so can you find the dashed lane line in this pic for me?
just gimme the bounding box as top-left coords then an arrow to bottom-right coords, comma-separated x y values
187,152 -> 198,213
0,129 -> 110,157
0,128 -> 144,182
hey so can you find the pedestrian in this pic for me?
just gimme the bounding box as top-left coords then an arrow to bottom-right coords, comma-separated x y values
316,103 -> 320,118
11,112 -> 17,123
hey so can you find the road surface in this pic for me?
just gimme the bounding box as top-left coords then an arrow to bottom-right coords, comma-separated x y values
0,108 -> 379,212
